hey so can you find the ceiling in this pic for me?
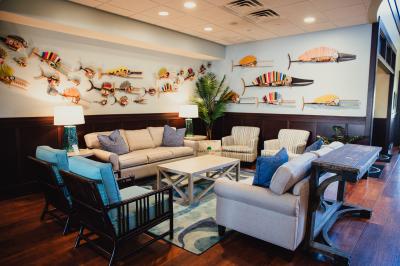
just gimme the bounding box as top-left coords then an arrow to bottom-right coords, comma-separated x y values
69,0 -> 373,45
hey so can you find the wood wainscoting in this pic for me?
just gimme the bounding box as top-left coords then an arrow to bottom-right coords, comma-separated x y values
196,112 -> 368,150
1,112 -> 367,200
0,113 -> 185,200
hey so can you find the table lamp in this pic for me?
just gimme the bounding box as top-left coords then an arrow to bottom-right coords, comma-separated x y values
54,106 -> 85,152
179,105 -> 198,137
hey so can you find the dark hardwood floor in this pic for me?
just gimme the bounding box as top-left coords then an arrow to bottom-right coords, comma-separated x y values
0,151 -> 399,266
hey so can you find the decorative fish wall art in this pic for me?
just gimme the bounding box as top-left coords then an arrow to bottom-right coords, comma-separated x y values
288,47 -> 356,69
0,48 -> 7,64
98,66 -> 142,79
231,55 -> 273,71
261,91 -> 296,106
0,63 -> 29,89
30,48 -> 71,77
35,68 -> 61,95
77,62 -> 96,79
241,71 -> 313,95
301,94 -> 360,110
0,35 -> 28,52
13,56 -> 27,67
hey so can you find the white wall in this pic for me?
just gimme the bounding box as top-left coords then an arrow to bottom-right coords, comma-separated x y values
212,24 -> 372,117
0,22 -> 204,118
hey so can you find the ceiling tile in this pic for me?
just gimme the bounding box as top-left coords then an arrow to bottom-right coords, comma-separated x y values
136,6 -> 186,21
261,18 -> 305,36
162,0 -> 214,13
333,16 -> 369,27
69,0 -> 104,7
299,21 -> 337,32
259,0 -> 306,8
323,4 -> 367,21
108,0 -> 158,13
96,3 -> 133,17
169,14 -> 209,27
309,0 -> 362,12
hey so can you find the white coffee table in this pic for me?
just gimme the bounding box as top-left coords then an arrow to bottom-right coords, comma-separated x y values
157,155 -> 240,204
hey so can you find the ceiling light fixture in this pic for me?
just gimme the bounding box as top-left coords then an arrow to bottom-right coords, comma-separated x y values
184,1 -> 197,9
304,16 -> 316,23
204,27 -> 213,32
158,11 -> 169,16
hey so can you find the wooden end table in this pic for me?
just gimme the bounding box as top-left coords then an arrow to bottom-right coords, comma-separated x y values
305,144 -> 381,265
156,155 -> 240,204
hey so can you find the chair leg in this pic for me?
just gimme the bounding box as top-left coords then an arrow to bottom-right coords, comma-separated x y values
63,216 -> 71,235
218,225 -> 226,236
40,202 -> 49,221
109,241 -> 118,266
169,216 -> 174,239
75,225 -> 84,248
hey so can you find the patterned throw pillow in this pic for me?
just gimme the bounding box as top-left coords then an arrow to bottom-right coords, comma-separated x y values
162,125 -> 186,147
97,130 -> 129,155
252,148 -> 289,188
305,139 -> 324,153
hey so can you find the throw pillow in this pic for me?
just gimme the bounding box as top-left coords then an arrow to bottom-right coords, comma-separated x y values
162,125 -> 186,147
305,139 -> 323,153
97,130 -> 129,155
252,148 -> 289,188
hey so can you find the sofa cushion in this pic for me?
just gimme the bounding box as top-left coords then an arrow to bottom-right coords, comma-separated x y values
270,152 -> 317,195
69,157 -> 121,205
327,141 -> 344,149
118,152 -> 149,169
98,130 -> 129,155
146,148 -> 175,163
168,146 -> 194,157
125,129 -> 155,151
147,127 -> 164,147
162,125 -> 185,147
84,130 -> 128,149
222,145 -> 253,153
253,148 -> 288,188
305,139 -> 323,153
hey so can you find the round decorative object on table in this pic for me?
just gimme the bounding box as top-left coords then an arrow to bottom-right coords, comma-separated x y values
184,135 -> 207,141
67,149 -> 94,158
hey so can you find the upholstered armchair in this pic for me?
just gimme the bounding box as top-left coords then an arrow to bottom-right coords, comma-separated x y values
261,129 -> 310,160
222,126 -> 260,162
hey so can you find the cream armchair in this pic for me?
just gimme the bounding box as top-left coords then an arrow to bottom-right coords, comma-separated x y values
262,129 -> 310,160
221,126 -> 260,162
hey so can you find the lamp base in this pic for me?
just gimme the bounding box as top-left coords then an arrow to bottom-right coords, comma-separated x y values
62,126 -> 78,152
185,118 -> 194,137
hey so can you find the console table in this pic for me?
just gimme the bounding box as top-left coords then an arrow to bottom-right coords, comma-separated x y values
305,144 -> 381,265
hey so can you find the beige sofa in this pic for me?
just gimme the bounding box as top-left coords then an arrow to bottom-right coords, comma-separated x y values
215,141 -> 344,251
84,127 -> 195,180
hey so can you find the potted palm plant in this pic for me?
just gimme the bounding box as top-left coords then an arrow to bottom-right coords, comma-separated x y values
192,73 -> 230,139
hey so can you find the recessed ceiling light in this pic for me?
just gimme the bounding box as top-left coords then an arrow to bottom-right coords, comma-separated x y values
204,27 -> 213,32
184,1 -> 196,9
158,11 -> 169,16
304,16 -> 316,23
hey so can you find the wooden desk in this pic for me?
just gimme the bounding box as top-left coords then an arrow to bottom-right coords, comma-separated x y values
305,144 -> 381,265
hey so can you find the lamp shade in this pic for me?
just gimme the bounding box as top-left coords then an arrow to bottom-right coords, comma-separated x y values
54,106 -> 85,126
179,105 -> 198,118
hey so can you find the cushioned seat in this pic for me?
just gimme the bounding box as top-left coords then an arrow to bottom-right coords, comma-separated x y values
36,146 -> 71,204
168,146 -> 195,157
222,145 -> 254,153
119,152 -> 149,168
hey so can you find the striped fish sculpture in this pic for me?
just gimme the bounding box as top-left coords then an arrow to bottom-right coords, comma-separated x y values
98,66 -> 142,79
30,48 -> 71,76
241,71 -> 313,95
0,63 -> 29,90
288,47 -> 356,69
0,35 -> 28,52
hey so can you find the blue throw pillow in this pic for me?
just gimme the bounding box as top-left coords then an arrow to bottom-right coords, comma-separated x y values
98,130 -> 129,155
253,148 -> 288,188
305,139 -> 323,153
162,125 -> 186,147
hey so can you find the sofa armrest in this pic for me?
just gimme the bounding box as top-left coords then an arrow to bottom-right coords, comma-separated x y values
222,135 -> 234,146
292,177 -> 309,196
264,139 -> 280,150
293,142 -> 307,154
92,149 -> 119,171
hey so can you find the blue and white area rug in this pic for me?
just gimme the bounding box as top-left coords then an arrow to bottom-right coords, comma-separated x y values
149,169 -> 254,255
